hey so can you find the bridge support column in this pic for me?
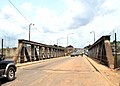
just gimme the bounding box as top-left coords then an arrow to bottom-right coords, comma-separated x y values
60,50 -> 63,57
48,48 -> 50,59
20,44 -> 25,63
54,49 -> 56,57
51,48 -> 54,58
42,47 -> 45,59
44,47 -> 47,59
39,46 -> 42,60
24,44 -> 31,62
31,44 -> 35,61
49,48 -> 51,58
104,40 -> 114,68
35,46 -> 39,61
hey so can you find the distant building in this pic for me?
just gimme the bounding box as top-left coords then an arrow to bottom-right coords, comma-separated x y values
66,45 -> 74,56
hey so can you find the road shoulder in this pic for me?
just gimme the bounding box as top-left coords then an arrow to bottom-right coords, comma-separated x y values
84,55 -> 120,86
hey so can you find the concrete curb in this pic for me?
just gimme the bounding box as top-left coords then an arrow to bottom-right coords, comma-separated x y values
84,55 -> 116,86
16,56 -> 68,68
16,60 -> 46,67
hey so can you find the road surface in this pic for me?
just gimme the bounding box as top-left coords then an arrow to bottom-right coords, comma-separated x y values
2,56 -> 112,86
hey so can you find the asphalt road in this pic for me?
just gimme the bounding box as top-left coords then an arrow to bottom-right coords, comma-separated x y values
2,56 -> 112,86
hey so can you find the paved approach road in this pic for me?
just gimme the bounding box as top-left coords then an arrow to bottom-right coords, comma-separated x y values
2,56 -> 112,86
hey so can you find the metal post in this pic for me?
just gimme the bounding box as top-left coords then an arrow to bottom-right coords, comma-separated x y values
67,35 -> 68,46
114,33 -> 117,68
67,33 -> 73,46
29,23 -> 32,41
94,32 -> 95,43
2,39 -> 3,57
29,23 -> 34,41
57,39 -> 59,45
90,31 -> 95,43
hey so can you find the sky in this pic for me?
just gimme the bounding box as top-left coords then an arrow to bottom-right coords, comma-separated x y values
0,0 -> 120,48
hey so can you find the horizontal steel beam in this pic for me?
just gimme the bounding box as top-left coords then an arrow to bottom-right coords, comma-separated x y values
19,39 -> 65,50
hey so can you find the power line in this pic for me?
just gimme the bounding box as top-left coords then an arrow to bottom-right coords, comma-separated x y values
34,27 -> 41,33
1,11 -> 28,31
8,0 -> 31,23
6,0 -> 47,42
7,0 -> 42,33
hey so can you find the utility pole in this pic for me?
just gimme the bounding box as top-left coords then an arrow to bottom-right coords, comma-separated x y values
114,33 -> 117,68
67,33 -> 73,46
90,31 -> 95,43
57,39 -> 59,45
2,39 -> 3,57
29,23 -> 34,41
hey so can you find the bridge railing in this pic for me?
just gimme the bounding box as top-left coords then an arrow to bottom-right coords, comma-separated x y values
13,39 -> 66,63
88,35 -> 114,68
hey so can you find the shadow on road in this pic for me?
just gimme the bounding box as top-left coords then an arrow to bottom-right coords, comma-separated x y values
0,77 -> 17,85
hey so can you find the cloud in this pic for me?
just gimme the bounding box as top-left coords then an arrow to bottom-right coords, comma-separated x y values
34,0 -> 96,32
61,0 -> 105,29
0,5 -> 29,42
21,2 -> 32,12
76,0 -> 120,45
32,0 -> 120,47
35,7 -> 60,32
69,16 -> 92,29
0,0 -> 120,48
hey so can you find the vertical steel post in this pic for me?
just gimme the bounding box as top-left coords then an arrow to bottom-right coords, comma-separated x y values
114,33 -> 117,68
2,39 -> 3,57
90,31 -> 95,43
29,23 -> 32,41
29,23 -> 34,41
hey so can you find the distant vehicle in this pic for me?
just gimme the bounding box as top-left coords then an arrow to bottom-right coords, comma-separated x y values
0,55 -> 17,81
70,52 -> 79,57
